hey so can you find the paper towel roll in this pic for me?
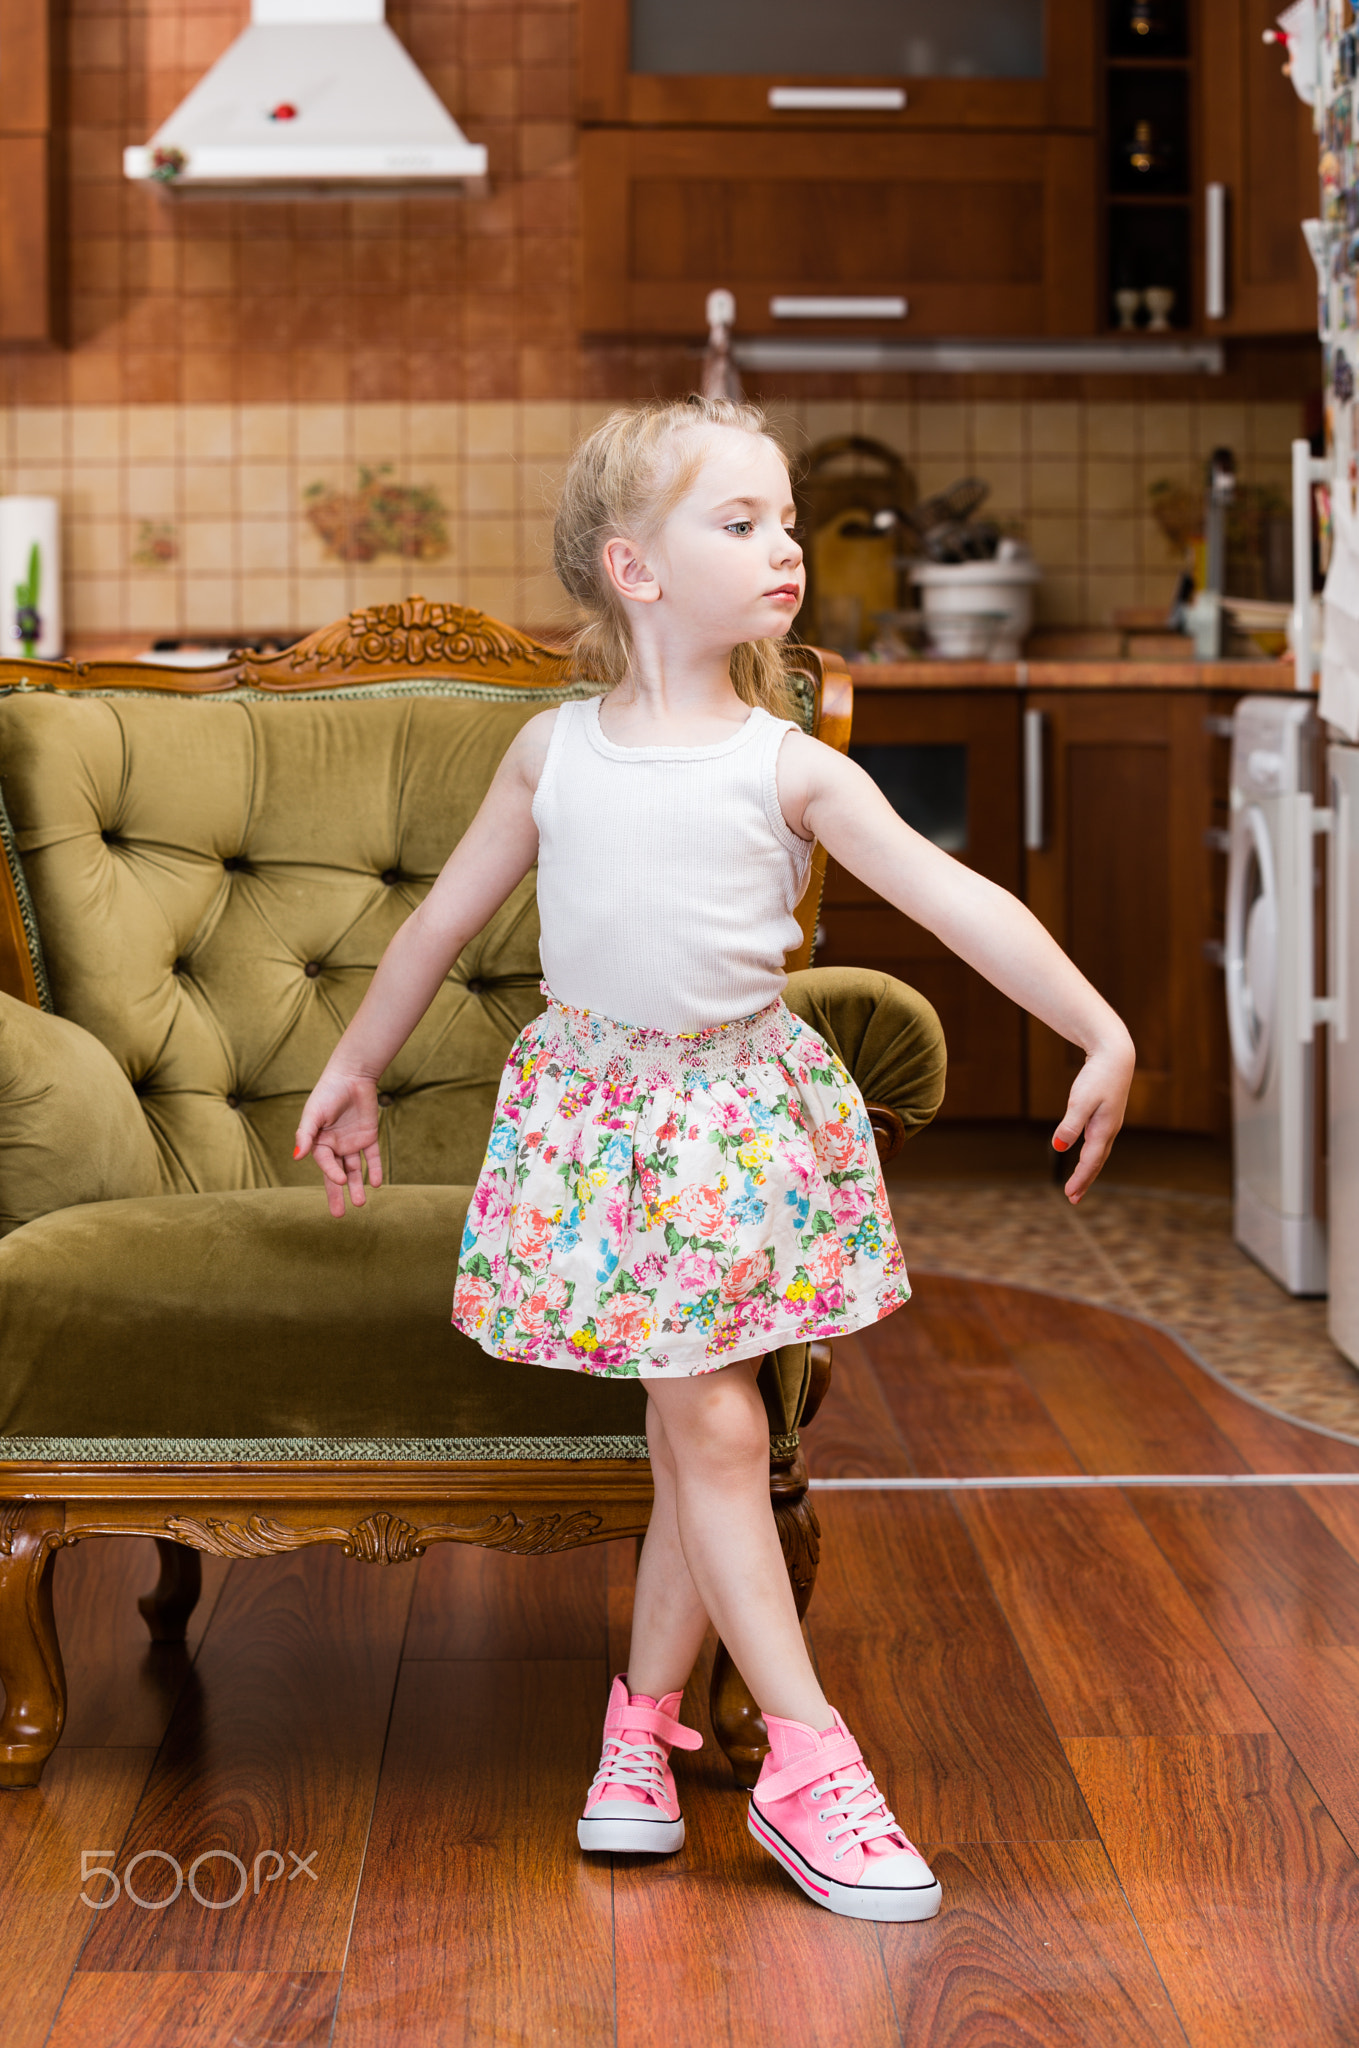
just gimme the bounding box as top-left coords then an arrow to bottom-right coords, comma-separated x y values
0,497 -> 62,659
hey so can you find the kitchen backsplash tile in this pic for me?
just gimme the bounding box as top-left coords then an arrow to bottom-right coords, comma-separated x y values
971,403 -> 1026,458
1030,403 -> 1082,458
1195,402 -> 1251,456
1084,403 -> 1141,458
1140,403 -> 1195,459
0,394 -> 1306,645
1028,461 -> 1082,514
1085,462 -> 1141,516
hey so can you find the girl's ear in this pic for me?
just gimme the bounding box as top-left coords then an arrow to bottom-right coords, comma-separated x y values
602,535 -> 662,605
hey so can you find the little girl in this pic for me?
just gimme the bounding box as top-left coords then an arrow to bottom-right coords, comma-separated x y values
295,395 -> 1134,1924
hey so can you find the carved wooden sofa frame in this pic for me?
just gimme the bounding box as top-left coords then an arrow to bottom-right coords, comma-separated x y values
0,600 -> 916,1794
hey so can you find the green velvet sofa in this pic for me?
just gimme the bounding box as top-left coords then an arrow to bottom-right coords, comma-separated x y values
0,600 -> 945,1790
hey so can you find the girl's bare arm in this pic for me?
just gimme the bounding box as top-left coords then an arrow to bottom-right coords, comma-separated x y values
294,709 -> 554,1213
780,734 -> 1136,1201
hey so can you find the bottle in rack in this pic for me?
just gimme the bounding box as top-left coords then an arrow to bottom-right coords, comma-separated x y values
1107,0 -> 1187,62
1124,117 -> 1167,180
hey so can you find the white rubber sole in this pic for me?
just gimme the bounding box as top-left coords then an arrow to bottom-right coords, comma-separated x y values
577,1810 -> 685,1854
748,1805 -> 942,1922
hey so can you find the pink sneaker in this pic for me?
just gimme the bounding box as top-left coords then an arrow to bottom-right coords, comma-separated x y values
577,1673 -> 703,1854
748,1708 -> 942,1922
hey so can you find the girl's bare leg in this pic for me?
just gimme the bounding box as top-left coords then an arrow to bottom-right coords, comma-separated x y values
625,1360 -> 832,1729
622,1395 -> 712,1699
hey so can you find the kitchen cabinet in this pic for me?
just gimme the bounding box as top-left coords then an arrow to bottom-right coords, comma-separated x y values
581,0 -> 1317,341
580,0 -> 1097,340
1197,0 -> 1319,335
580,129 -> 1097,340
1024,689 -> 1233,1134
0,0 -> 53,343
581,0 -> 1096,130
816,688 -> 1026,1119
1102,0 -> 1317,335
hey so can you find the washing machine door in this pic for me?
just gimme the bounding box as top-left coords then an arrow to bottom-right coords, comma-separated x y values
1226,802 -> 1277,1095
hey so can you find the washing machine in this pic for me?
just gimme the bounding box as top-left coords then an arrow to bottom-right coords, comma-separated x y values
1226,695 -> 1328,1294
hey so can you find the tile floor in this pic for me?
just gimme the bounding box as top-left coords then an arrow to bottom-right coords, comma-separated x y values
885,1123 -> 1359,1442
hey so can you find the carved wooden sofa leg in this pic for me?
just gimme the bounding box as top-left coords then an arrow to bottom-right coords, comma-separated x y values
0,1503 -> 68,1790
138,1538 -> 203,1644
710,1340 -> 833,1788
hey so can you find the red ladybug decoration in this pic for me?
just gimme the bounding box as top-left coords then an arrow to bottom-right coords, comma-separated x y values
269,102 -> 298,121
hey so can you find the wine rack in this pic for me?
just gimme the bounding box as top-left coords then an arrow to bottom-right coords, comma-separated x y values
1103,0 -> 1194,332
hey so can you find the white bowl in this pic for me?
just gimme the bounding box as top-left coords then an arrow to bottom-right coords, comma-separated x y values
923,609 -> 1008,660
910,554 -> 1041,661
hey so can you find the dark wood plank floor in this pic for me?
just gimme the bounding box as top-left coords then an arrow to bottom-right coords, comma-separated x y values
5,1273 -> 1359,2046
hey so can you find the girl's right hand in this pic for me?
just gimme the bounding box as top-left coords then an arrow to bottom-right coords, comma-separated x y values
294,1071 -> 383,1218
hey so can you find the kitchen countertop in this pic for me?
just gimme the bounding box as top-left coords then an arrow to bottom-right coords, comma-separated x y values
59,638 -> 1307,695
843,657 -> 1307,691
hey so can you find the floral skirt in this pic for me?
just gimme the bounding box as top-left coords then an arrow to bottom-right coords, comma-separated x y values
450,980 -> 910,1379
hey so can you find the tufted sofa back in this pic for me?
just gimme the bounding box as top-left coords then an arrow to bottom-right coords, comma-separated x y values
0,679 -> 594,1194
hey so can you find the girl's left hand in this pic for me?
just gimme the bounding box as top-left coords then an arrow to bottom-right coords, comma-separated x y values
1050,1040 -> 1135,1202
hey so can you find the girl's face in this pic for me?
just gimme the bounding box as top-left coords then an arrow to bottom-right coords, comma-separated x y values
615,426 -> 805,645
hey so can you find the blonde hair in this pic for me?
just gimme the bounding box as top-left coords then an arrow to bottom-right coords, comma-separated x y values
552,394 -> 800,720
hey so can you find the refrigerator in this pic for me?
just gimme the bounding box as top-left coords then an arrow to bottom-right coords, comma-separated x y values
1312,0 -> 1359,1363
1330,742 -> 1358,1360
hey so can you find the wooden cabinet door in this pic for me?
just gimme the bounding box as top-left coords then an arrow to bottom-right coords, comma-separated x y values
1024,691 -> 1228,1134
580,0 -> 1095,129
1198,0 -> 1318,334
0,0 -> 52,344
580,129 -> 1097,338
816,688 -> 1025,1120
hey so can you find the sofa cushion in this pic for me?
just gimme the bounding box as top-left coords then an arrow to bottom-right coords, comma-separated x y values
0,682 -> 590,1197
0,1184 -> 653,1442
0,991 -> 163,1236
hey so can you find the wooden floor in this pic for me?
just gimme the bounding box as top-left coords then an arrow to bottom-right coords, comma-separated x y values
5,1275 -> 1359,2046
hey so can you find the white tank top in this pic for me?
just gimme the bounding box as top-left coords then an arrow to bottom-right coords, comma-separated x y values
531,692 -> 814,1033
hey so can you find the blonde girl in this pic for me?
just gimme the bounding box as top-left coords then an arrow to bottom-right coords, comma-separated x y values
295,395 -> 1134,1923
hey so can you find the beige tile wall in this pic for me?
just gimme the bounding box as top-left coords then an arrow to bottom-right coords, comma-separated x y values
0,395 -> 1305,645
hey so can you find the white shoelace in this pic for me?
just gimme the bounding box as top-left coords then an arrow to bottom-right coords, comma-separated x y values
590,1737 -> 667,1803
810,1767 -> 906,1862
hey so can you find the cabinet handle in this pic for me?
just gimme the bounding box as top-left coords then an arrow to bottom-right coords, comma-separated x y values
767,87 -> 906,111
1205,182 -> 1227,320
1023,708 -> 1045,852
770,296 -> 908,319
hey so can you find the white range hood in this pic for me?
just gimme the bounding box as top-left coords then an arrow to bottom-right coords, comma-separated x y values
124,0 -> 487,197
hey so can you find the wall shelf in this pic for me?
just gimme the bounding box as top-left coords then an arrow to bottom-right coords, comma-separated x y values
1102,0 -> 1194,332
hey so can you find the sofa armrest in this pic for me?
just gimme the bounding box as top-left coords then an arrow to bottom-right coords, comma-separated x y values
782,965 -> 946,1163
0,992 -> 163,1234
757,968 -> 945,1438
